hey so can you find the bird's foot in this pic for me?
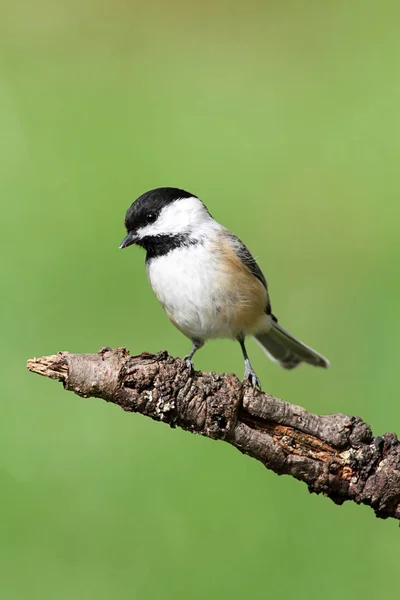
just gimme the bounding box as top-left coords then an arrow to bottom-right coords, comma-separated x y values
244,365 -> 261,390
183,356 -> 194,374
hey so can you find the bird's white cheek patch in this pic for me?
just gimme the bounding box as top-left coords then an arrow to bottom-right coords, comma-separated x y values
140,197 -> 209,238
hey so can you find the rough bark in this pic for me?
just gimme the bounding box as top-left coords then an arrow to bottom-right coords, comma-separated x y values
27,347 -> 400,520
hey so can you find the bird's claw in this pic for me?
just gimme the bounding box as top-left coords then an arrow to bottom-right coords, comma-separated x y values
244,367 -> 261,390
183,356 -> 194,374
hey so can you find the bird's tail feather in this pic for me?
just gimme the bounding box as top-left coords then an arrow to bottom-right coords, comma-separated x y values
253,321 -> 329,370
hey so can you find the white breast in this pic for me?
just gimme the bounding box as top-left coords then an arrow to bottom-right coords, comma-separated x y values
146,243 -> 230,340
146,240 -> 270,341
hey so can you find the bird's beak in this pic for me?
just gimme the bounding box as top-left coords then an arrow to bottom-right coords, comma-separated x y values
119,231 -> 137,249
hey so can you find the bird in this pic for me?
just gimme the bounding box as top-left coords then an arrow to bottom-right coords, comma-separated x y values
120,187 -> 329,388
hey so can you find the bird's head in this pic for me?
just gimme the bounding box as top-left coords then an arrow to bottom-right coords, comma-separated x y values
119,187 -> 214,250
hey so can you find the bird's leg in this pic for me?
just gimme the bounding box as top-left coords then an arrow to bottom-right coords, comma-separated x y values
238,337 -> 261,389
183,339 -> 204,373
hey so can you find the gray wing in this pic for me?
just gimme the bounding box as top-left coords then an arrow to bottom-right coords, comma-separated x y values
227,232 -> 274,316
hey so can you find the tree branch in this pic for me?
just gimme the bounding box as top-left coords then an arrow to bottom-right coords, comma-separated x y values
27,347 -> 400,520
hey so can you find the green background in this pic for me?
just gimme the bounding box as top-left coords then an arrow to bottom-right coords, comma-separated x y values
2,1 -> 399,598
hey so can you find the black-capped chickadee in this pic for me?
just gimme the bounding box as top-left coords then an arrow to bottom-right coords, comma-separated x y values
120,187 -> 329,388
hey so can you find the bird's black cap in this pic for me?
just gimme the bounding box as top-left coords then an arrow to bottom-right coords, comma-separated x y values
124,187 -> 196,233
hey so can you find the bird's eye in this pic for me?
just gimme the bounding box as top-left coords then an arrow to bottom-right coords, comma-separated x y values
147,212 -> 157,223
